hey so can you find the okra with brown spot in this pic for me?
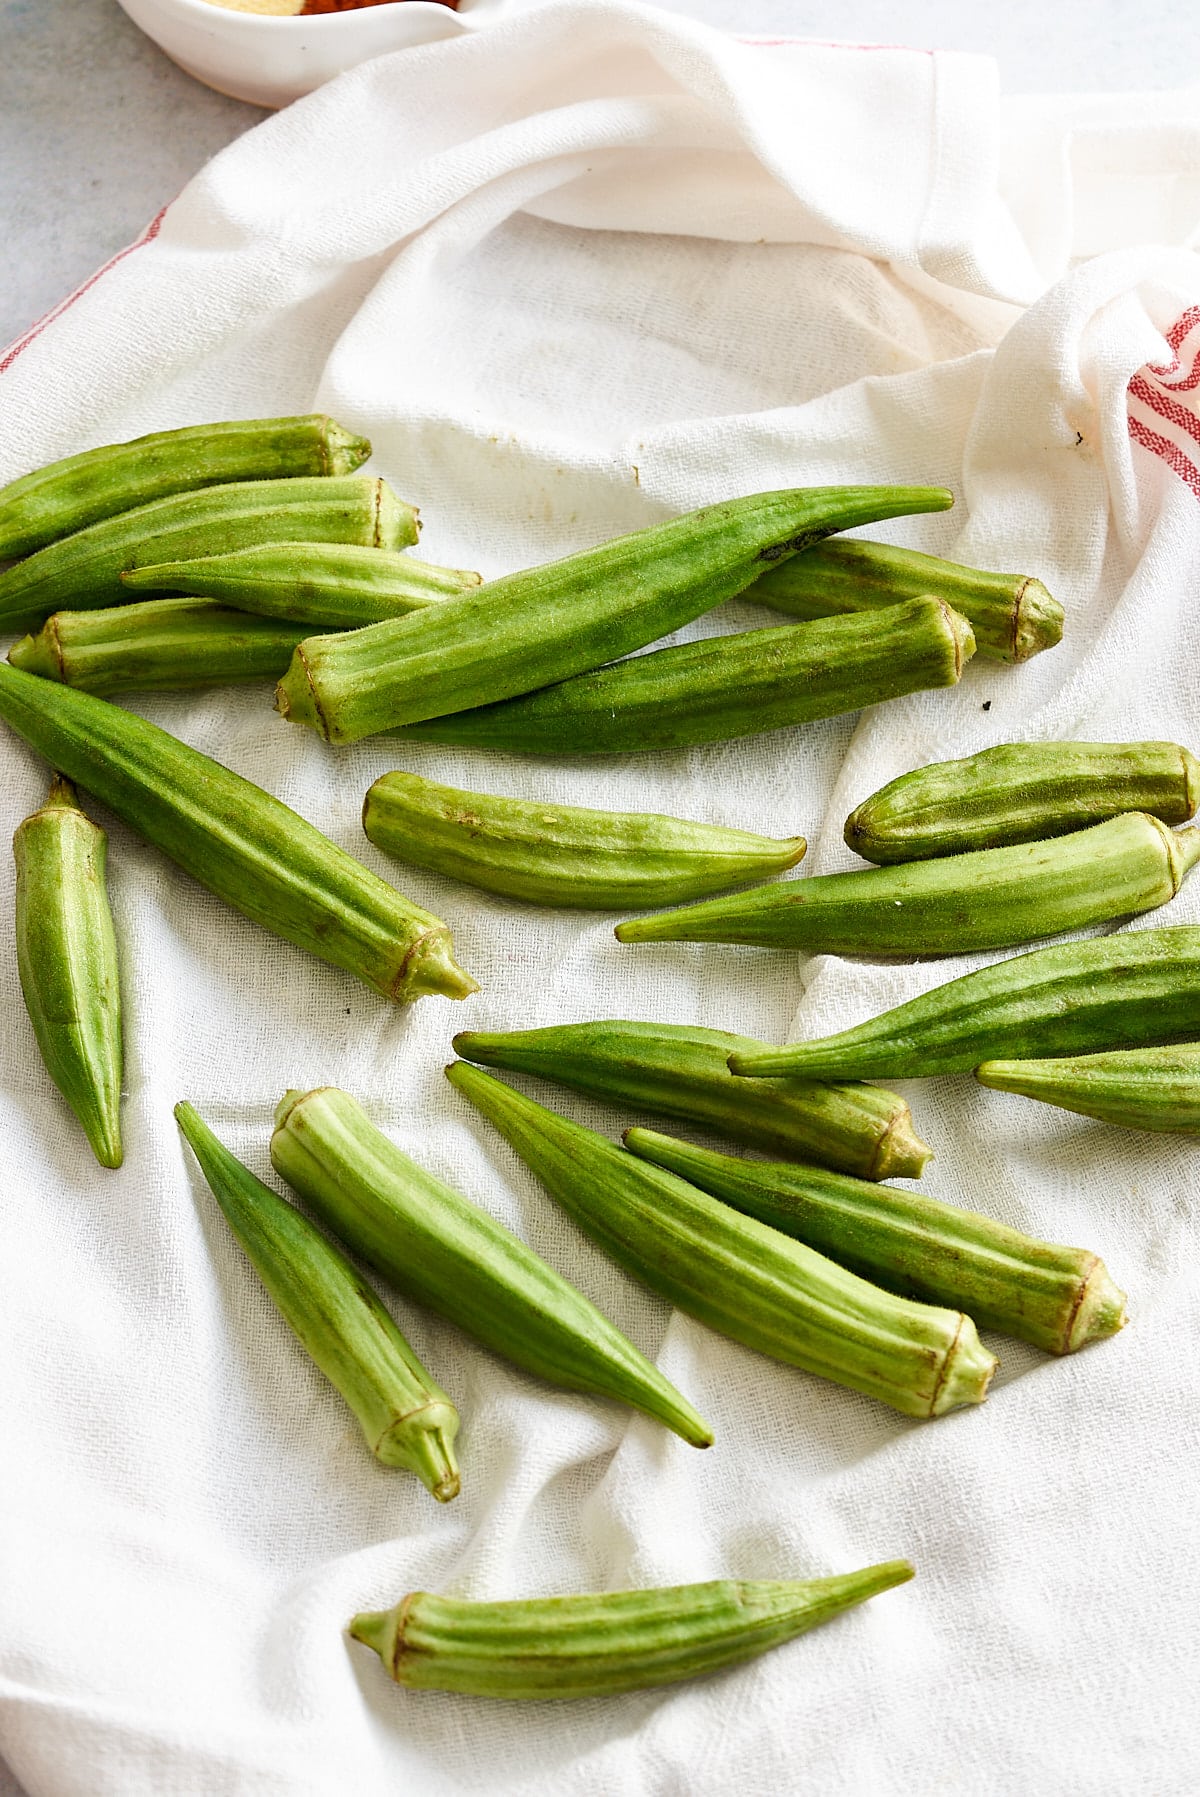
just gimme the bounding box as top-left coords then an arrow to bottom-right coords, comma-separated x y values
976,1044 -> 1200,1134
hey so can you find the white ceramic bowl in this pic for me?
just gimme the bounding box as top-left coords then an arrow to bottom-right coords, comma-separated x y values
115,0 -> 516,109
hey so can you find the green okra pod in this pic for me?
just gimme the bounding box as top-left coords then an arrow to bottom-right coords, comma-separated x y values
349,1561 -> 914,1700
727,925 -> 1200,1082
452,1019 -> 930,1181
269,1087 -> 713,1448
13,776 -> 123,1168
275,485 -> 954,744
392,597 -> 974,756
0,414 -> 371,563
122,543 -> 480,628
175,1102 -> 461,1499
845,740 -> 1200,864
624,1129 -> 1126,1355
0,664 -> 476,1003
447,1063 -> 997,1420
0,476 -> 417,634
363,771 -> 806,910
976,1044 -> 1200,1133
615,812 -> 1200,957
747,537 -> 1063,662
9,598 -> 315,696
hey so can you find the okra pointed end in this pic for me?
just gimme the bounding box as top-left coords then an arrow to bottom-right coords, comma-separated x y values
396,929 -> 480,1003
1065,1260 -> 1128,1353
85,1111 -> 124,1170
869,1106 -> 934,1181
348,1606 -> 400,1675
324,419 -> 373,477
377,1408 -> 462,1501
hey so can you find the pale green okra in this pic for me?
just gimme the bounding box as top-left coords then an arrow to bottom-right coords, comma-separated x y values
976,1044 -> 1200,1134
10,599 -> 314,696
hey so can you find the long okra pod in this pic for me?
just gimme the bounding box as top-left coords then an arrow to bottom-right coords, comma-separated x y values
0,414 -> 371,562
392,598 -> 973,756
363,771 -> 806,910
845,740 -> 1200,863
175,1103 -> 461,1499
269,1087 -> 713,1448
452,1020 -> 930,1180
0,476 -> 417,633
13,777 -> 123,1168
976,1044 -> 1200,1133
727,925 -> 1200,1082
447,1063 -> 997,1420
10,599 -> 315,696
624,1129 -> 1126,1355
275,485 -> 954,743
122,544 -> 480,628
748,537 -> 1063,662
616,813 -> 1200,957
350,1562 -> 914,1700
0,664 -> 476,1003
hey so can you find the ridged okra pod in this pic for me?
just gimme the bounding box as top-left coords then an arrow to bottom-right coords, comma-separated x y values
10,599 -> 315,696
452,1020 -> 931,1181
0,476 -> 417,633
625,1129 -> 1127,1355
363,771 -> 807,910
0,664 -> 476,1003
175,1103 -> 461,1499
122,544 -> 480,628
976,1044 -> 1200,1133
727,925 -> 1200,1082
748,537 -> 1063,662
615,813 -> 1200,957
13,776 -> 123,1168
393,598 -> 974,756
350,1562 -> 914,1700
845,740 -> 1200,864
269,1087 -> 713,1448
275,485 -> 954,744
0,414 -> 371,562
447,1063 -> 997,1419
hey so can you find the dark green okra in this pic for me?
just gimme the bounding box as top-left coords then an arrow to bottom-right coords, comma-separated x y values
845,740 -> 1200,863
363,771 -> 807,910
13,776 -> 123,1168
447,1063 -> 997,1420
0,414 -> 371,562
269,1087 -> 713,1449
122,543 -> 480,628
727,925 -> 1200,1082
393,597 -> 973,756
748,537 -> 1063,662
615,812 -> 1200,957
976,1044 -> 1200,1133
275,485 -> 954,744
350,1562 -> 914,1700
452,1020 -> 931,1181
175,1103 -> 461,1500
624,1129 -> 1127,1356
0,664 -> 476,1004
10,599 -> 314,695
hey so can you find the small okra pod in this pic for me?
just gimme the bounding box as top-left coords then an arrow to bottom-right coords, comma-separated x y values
269,1087 -> 713,1449
447,1063 -> 997,1420
615,813 -> 1200,958
393,597 -> 974,757
363,771 -> 806,910
747,537 -> 1064,663
845,740 -> 1200,864
624,1129 -> 1127,1355
976,1044 -> 1200,1134
121,543 -> 480,629
275,485 -> 954,744
727,925 -> 1200,1083
0,414 -> 371,562
174,1103 -> 461,1499
0,476 -> 417,634
0,664 -> 477,1004
13,776 -> 123,1168
9,599 -> 316,696
451,1019 -> 931,1181
349,1561 -> 914,1700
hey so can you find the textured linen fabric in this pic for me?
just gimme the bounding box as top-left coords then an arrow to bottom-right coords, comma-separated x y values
2,5 -> 1199,1791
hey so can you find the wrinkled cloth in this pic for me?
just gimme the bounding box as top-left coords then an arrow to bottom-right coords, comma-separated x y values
2,5 -> 1199,1792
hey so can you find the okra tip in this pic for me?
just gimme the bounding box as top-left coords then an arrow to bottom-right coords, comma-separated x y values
1066,1260 -> 1128,1352
8,626 -> 61,683
348,1605 -> 400,1671
379,1414 -> 461,1503
397,929 -> 480,1003
871,1106 -> 934,1181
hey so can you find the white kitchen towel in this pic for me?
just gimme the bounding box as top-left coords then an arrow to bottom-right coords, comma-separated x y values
2,5 -> 1200,1792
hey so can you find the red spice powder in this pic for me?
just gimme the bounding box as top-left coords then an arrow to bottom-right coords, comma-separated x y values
300,0 -> 459,11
